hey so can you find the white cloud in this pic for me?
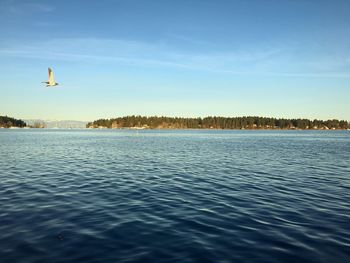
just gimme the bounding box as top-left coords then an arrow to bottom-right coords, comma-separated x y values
0,37 -> 349,78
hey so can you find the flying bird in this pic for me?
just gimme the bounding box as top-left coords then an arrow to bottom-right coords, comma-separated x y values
42,67 -> 59,87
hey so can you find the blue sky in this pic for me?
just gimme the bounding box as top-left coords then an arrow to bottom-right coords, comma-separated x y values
0,0 -> 349,121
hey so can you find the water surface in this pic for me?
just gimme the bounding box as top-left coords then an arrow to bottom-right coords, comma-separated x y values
1,129 -> 349,262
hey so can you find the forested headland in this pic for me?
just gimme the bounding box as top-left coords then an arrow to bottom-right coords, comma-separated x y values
87,116 -> 350,130
0,115 -> 26,128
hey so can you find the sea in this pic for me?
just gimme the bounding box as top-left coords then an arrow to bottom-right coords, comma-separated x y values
0,129 -> 349,263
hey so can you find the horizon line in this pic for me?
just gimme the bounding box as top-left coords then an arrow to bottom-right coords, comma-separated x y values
11,115 -> 350,123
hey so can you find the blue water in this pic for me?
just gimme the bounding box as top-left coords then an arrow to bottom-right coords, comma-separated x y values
0,129 -> 349,262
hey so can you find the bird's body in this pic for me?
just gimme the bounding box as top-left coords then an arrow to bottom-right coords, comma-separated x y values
42,68 -> 59,87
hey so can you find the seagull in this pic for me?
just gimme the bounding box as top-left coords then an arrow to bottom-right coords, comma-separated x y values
42,67 -> 59,87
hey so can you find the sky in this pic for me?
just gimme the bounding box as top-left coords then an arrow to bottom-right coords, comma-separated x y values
0,0 -> 349,121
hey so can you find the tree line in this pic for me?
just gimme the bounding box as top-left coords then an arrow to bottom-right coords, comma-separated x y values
87,116 -> 350,130
0,115 -> 26,128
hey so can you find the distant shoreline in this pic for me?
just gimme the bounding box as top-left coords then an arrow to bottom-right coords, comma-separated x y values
87,115 -> 350,130
1,127 -> 349,131
87,126 -> 350,130
2,115 -> 349,130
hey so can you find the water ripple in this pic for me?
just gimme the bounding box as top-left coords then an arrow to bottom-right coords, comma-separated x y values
0,129 -> 349,262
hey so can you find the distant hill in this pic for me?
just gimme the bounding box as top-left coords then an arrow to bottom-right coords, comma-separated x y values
0,115 -> 26,128
24,120 -> 87,129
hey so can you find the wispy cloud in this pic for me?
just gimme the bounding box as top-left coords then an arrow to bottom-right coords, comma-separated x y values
0,48 -> 189,69
0,0 -> 54,15
0,37 -> 349,78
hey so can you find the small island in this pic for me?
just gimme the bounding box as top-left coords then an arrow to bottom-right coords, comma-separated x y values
0,115 -> 26,128
87,116 -> 350,130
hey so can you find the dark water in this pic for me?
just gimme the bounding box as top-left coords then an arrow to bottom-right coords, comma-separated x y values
1,129 -> 350,263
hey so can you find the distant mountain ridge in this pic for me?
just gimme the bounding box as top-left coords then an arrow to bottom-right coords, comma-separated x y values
24,119 -> 87,128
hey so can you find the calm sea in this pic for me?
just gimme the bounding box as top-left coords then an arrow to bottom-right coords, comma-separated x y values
1,129 -> 349,263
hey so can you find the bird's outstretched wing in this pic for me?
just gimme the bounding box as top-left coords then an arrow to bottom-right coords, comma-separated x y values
48,68 -> 55,84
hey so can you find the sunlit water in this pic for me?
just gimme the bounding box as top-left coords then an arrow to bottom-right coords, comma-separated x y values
1,129 -> 349,262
